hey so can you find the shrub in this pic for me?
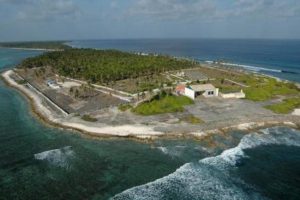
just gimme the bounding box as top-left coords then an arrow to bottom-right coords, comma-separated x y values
118,104 -> 133,112
81,115 -> 98,122
16,79 -> 27,85
180,115 -> 203,124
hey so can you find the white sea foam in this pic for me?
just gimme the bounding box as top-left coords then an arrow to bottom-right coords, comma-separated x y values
220,62 -> 282,73
205,60 -> 214,64
156,146 -> 186,157
156,147 -> 168,154
112,127 -> 300,200
34,146 -> 75,168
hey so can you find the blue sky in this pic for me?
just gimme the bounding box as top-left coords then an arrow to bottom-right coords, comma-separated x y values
0,0 -> 300,41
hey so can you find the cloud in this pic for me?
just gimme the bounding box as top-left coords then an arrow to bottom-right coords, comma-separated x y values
0,0 -> 31,3
126,0 -> 218,20
125,0 -> 300,21
231,0 -> 299,17
0,0 -> 81,21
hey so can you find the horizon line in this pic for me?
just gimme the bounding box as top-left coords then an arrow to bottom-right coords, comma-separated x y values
1,37 -> 300,43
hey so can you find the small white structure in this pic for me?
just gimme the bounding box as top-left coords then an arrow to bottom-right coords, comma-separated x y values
219,90 -> 246,99
292,109 -> 300,116
46,80 -> 60,89
176,71 -> 185,77
184,84 -> 219,100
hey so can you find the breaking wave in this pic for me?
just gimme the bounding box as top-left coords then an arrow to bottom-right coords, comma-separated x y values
34,146 -> 75,168
204,60 -> 298,74
112,127 -> 300,200
220,62 -> 282,73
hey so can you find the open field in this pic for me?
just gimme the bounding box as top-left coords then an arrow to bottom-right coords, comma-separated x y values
16,68 -> 126,114
110,74 -> 171,93
210,79 -> 243,93
182,69 -> 208,81
193,65 -> 244,79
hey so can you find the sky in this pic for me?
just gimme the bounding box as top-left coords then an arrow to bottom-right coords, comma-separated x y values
0,0 -> 300,42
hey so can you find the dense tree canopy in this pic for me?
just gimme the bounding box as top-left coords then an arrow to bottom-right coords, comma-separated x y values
0,41 -> 70,50
20,49 -> 198,83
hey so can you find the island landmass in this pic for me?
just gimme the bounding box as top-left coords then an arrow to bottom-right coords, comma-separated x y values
1,46 -> 300,139
0,41 -> 71,51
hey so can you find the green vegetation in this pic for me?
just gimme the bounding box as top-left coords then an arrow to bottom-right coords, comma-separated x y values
133,93 -> 194,115
113,74 -> 173,93
81,115 -> 98,122
16,79 -> 27,85
0,41 -> 71,50
206,78 -> 242,93
216,84 -> 241,93
69,84 -> 97,99
265,98 -> 300,114
180,115 -> 203,124
20,49 -> 198,84
118,104 -> 133,112
202,68 -> 299,102
236,76 -> 299,101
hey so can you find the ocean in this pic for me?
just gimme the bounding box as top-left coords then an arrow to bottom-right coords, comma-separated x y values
68,39 -> 300,83
0,40 -> 300,200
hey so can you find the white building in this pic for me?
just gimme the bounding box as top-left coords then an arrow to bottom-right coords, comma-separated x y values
184,84 -> 219,100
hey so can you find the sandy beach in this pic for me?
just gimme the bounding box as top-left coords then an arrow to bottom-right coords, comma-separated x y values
2,69 -> 300,139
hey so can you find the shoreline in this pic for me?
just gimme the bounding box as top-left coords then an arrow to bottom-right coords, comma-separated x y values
0,47 -> 62,51
200,60 -> 300,85
1,69 -> 300,140
1,70 -> 165,139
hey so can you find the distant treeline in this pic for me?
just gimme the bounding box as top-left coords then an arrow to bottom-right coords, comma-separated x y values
0,41 -> 71,50
20,49 -> 198,83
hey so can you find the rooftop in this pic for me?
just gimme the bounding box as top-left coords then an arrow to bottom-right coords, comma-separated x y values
189,84 -> 216,91
176,84 -> 185,90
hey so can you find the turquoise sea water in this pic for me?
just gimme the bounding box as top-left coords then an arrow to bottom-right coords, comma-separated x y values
0,47 -> 300,200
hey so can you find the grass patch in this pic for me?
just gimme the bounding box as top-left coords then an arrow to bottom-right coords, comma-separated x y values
219,86 -> 241,93
212,79 -> 242,93
133,94 -> 194,115
81,115 -> 98,122
265,98 -> 300,114
180,115 -> 203,124
118,104 -> 133,112
242,77 -> 299,101
244,87 -> 273,101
